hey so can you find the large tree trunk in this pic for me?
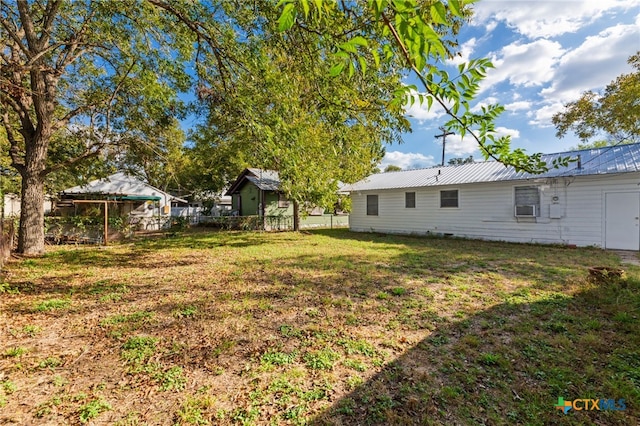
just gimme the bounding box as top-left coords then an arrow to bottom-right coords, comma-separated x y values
18,170 -> 46,255
17,128 -> 51,256
293,200 -> 300,231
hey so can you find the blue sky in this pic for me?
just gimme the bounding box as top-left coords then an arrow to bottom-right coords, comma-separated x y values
381,0 -> 640,170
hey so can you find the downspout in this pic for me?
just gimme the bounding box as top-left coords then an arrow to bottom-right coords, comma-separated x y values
260,188 -> 265,230
103,200 -> 108,246
258,169 -> 265,230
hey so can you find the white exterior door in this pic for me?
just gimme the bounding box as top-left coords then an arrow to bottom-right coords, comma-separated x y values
605,192 -> 640,250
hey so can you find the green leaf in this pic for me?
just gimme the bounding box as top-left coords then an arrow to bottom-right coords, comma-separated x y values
329,62 -> 345,77
301,0 -> 310,18
351,36 -> 368,47
358,56 -> 367,75
371,0 -> 387,18
278,3 -> 296,32
430,3 -> 447,25
372,49 -> 380,68
449,0 -> 461,17
426,95 -> 433,110
338,40 -> 358,54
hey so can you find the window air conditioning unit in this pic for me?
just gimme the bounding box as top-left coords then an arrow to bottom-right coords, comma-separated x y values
515,205 -> 536,217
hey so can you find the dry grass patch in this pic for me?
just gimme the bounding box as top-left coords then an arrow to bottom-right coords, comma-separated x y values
0,229 -> 638,425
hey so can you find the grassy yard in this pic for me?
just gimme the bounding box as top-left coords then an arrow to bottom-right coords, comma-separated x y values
0,229 -> 638,425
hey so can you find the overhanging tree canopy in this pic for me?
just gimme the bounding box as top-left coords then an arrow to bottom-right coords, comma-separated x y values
277,0 -> 574,173
187,1 -> 410,229
0,0 -> 237,254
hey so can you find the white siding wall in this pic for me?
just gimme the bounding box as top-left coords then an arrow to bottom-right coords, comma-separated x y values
349,174 -> 640,247
2,193 -> 52,217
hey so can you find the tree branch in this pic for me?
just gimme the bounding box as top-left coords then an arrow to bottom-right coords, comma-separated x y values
16,0 -> 38,52
0,53 -> 36,137
42,141 -> 104,175
0,11 -> 30,58
380,10 -> 504,166
41,0 -> 60,39
2,111 -> 26,174
145,0 -> 240,90
54,9 -> 96,70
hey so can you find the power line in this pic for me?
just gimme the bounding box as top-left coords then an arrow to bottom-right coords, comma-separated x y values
435,127 -> 454,166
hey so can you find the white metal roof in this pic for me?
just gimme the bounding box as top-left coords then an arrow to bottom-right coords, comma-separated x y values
344,143 -> 640,192
61,172 -> 186,203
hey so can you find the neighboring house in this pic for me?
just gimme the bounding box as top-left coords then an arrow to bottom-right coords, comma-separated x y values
225,168 -> 348,230
226,168 -> 294,218
171,193 -> 233,225
58,172 -> 186,230
211,194 -> 233,215
182,192 -> 233,216
2,193 -> 53,218
344,143 -> 640,250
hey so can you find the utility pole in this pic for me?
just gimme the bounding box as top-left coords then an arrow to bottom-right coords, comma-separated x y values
435,127 -> 454,166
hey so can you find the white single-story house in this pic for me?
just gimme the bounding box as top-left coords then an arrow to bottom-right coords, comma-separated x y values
58,172 -> 186,230
344,143 -> 640,250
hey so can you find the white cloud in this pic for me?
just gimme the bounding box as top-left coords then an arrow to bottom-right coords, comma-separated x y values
443,127 -> 519,157
539,20 -> 639,102
504,101 -> 532,112
527,102 -> 565,127
494,126 -> 521,139
484,20 -> 498,34
443,135 -> 479,156
381,151 -> 436,170
481,39 -> 566,92
520,18 -> 640,127
403,90 -> 446,123
472,0 -> 638,38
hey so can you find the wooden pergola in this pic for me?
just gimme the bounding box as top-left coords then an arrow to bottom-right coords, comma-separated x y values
69,200 -> 111,245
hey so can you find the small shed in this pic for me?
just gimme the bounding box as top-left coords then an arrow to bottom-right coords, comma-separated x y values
225,168 -> 293,218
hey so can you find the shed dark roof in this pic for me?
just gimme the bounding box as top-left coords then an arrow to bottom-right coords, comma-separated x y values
226,168 -> 281,195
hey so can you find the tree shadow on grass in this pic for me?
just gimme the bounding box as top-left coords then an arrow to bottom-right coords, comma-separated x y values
199,231 -> 636,424
308,277 -> 639,425
3,228 -> 637,424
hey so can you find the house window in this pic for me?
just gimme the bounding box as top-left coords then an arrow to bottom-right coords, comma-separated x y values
514,186 -> 540,217
278,193 -> 290,208
405,192 -> 416,208
440,190 -> 458,208
366,195 -> 378,216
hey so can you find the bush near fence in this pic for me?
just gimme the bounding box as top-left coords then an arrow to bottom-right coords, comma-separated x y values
197,214 -> 348,231
45,216 -> 130,244
1,219 -> 15,270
